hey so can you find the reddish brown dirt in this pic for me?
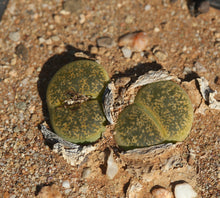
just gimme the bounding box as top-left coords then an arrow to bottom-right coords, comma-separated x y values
0,0 -> 219,197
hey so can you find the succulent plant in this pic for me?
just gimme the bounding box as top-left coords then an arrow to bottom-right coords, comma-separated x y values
115,81 -> 193,150
46,61 -> 193,149
46,60 -> 109,143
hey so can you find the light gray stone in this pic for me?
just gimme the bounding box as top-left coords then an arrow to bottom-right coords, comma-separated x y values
9,31 -> 20,42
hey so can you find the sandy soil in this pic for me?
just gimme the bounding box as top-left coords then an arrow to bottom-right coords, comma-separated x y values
0,0 -> 219,197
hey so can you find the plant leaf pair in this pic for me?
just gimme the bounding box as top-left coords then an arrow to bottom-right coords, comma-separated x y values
46,60 -> 193,149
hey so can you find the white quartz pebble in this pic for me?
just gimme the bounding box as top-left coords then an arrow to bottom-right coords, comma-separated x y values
174,183 -> 197,198
106,149 -> 118,179
62,180 -> 70,189
121,47 -> 132,58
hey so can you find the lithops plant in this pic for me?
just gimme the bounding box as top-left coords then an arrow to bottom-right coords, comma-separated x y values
115,80 -> 193,150
46,60 -> 109,143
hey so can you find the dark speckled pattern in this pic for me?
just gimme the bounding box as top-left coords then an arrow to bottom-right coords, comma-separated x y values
47,60 -> 109,109
46,60 -> 109,143
115,104 -> 164,149
115,81 -> 193,149
50,100 -> 106,143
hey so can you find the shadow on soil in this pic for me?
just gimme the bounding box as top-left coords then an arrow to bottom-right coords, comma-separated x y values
35,182 -> 54,196
150,185 -> 167,193
37,44 -> 95,126
112,62 -> 163,88
170,180 -> 187,193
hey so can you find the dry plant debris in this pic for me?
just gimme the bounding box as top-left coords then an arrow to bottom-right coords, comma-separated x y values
0,0 -> 219,197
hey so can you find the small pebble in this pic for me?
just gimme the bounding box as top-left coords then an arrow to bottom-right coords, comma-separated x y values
174,183 -> 197,198
23,187 -> 30,193
214,32 -> 220,39
54,15 -> 61,23
25,67 -> 35,76
64,189 -> 72,194
198,1 -> 210,14
82,167 -> 91,178
144,4 -> 151,11
96,36 -> 114,48
154,27 -> 160,32
15,102 -> 27,111
182,46 -> 187,52
90,46 -> 98,54
106,149 -> 118,179
13,126 -> 20,133
127,182 -> 143,198
9,31 -> 20,42
121,47 -> 132,58
118,32 -> 149,52
183,67 -> 192,75
79,185 -> 88,194
49,24 -> 54,30
162,0 -> 169,7
38,37 -> 45,44
151,187 -> 173,198
147,53 -> 156,62
60,10 -> 70,15
125,15 -> 134,24
79,14 -> 86,24
10,58 -> 17,66
194,61 -> 207,73
153,50 -> 168,61
63,0 -> 83,14
51,36 -> 60,42
62,180 -> 70,189
98,47 -> 106,55
15,43 -> 28,60
132,52 -> 142,62
189,0 -> 210,16
73,52 -> 88,58
45,38 -> 52,45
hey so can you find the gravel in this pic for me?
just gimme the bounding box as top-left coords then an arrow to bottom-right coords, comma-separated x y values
0,0 -> 219,197
8,31 -> 20,42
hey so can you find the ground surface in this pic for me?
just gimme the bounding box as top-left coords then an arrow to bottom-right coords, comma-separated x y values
0,0 -> 219,197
